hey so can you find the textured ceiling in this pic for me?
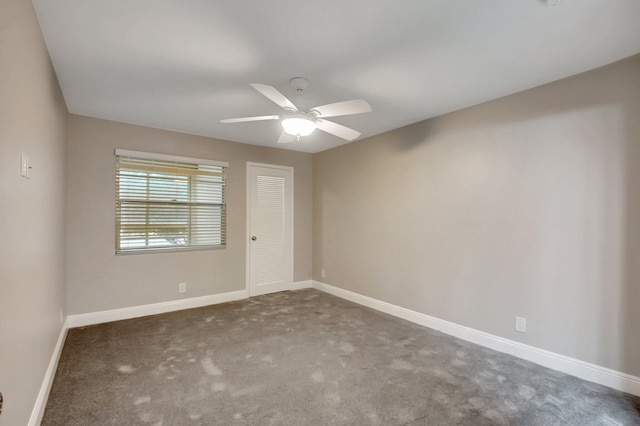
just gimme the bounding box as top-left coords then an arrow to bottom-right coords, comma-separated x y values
32,0 -> 640,153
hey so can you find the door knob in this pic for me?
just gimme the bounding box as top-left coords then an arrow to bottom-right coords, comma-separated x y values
251,236 -> 257,241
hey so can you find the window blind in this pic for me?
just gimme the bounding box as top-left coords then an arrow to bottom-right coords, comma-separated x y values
115,151 -> 227,253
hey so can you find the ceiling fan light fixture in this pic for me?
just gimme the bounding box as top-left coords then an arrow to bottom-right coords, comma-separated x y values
281,117 -> 316,137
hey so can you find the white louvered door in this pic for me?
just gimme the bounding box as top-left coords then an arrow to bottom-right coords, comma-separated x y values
247,163 -> 293,296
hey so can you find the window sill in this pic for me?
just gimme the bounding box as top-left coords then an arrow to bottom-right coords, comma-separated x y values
116,245 -> 226,255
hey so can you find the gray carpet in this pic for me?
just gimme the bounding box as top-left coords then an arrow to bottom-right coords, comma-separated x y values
43,289 -> 640,425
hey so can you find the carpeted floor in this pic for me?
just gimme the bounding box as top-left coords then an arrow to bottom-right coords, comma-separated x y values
43,289 -> 640,425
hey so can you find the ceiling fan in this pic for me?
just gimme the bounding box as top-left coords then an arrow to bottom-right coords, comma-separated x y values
221,77 -> 371,144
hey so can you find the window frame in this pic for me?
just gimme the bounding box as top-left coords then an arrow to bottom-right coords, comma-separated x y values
114,149 -> 228,255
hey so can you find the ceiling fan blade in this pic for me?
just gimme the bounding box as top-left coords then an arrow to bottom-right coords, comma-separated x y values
220,115 -> 280,123
316,119 -> 361,141
250,84 -> 298,111
312,99 -> 371,118
277,131 -> 297,144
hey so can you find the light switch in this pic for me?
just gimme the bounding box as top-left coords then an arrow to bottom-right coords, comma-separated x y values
21,153 -> 28,177
20,153 -> 31,178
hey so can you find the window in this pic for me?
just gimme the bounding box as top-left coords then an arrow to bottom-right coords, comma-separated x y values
115,149 -> 227,253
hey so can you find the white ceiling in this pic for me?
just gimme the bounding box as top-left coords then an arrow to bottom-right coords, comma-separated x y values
32,0 -> 640,153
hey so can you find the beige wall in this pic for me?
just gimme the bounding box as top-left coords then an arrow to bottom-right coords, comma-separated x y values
66,115 -> 312,315
0,0 -> 68,424
313,55 -> 640,376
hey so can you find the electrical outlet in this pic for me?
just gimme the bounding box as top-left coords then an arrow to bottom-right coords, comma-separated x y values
515,316 -> 527,333
179,282 -> 186,293
321,269 -> 325,279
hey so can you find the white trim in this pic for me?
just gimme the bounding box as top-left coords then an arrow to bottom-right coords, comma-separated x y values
246,161 -> 294,171
114,149 -> 229,167
291,280 -> 313,290
67,290 -> 248,328
28,323 -> 68,426
245,162 -> 295,297
311,280 -> 640,397
245,164 -> 251,296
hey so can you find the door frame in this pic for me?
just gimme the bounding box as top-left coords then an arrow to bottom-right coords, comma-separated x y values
245,162 -> 294,297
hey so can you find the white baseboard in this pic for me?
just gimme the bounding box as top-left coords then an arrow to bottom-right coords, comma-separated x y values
67,289 -> 249,328
64,284 -> 317,329
28,322 -> 68,426
291,280 -> 313,290
311,280 -> 640,397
